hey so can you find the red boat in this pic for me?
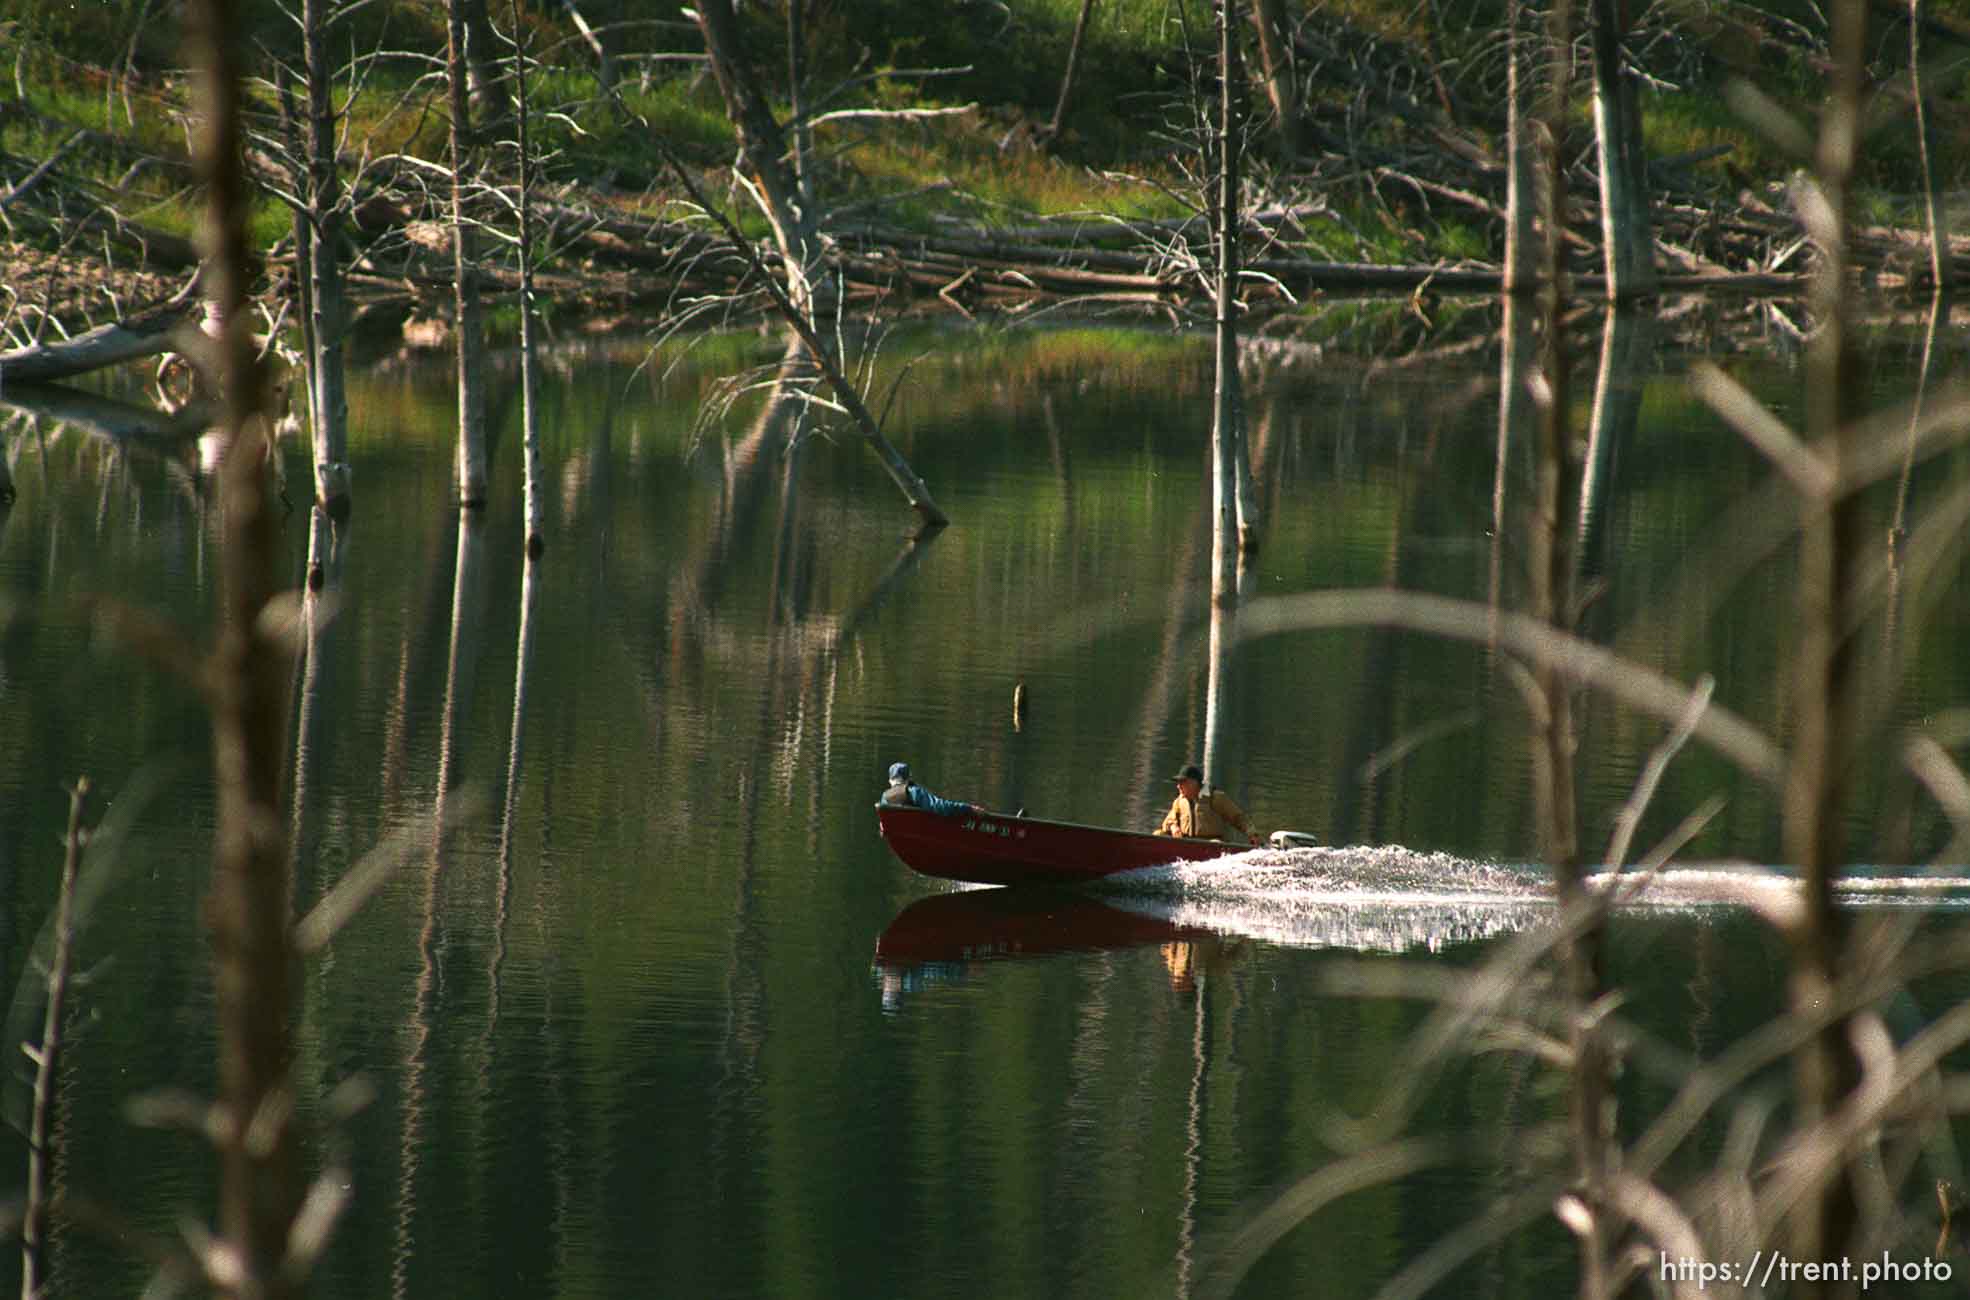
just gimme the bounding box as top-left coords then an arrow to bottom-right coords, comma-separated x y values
875,803 -> 1255,886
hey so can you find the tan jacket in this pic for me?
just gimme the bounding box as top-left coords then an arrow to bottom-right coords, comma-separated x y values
1155,789 -> 1255,842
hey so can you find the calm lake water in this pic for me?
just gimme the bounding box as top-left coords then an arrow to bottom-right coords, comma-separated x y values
3,302 -> 1970,1297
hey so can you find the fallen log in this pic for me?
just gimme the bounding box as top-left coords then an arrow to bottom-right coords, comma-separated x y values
0,293 -> 207,389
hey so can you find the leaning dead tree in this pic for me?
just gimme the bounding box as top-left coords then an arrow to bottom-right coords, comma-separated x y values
1046,0 -> 1099,141
675,0 -> 952,526
690,0 -> 826,316
659,149 -> 950,529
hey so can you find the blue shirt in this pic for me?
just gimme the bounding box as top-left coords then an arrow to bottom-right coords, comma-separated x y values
890,781 -> 969,818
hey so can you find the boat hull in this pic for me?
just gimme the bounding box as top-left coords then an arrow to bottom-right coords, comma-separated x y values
876,804 -> 1250,885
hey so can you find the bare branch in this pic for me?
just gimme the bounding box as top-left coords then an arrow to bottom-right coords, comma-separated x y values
806,103 -> 977,128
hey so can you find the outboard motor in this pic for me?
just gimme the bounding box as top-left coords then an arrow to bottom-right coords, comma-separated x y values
1268,830 -> 1322,850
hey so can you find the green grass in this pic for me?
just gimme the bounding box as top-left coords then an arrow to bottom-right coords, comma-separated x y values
823,113 -> 1186,228
1435,218 -> 1492,263
3,0 -> 1966,305
1644,94 -> 1774,178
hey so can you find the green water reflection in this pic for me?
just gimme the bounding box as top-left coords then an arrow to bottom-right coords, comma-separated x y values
1,309 -> 1968,1297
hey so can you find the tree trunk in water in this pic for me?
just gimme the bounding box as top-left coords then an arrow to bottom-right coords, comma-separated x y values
1785,2 -> 1866,1287
289,505 -> 340,909
438,514 -> 490,815
1577,307 -> 1648,584
1502,0 -> 1538,294
1491,292 -> 1533,612
1201,594 -> 1229,815
692,0 -> 826,316
1536,5 -> 1612,1296
1047,0 -> 1098,140
1532,169 -> 1580,915
1589,0 -> 1656,301
448,0 -> 489,508
1211,0 -> 1258,581
186,0 -> 304,1292
304,0 -> 351,520
513,0 -> 544,556
1248,0 -> 1299,163
500,548 -> 542,865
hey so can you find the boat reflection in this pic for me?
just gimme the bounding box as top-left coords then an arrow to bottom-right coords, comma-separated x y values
873,849 -> 1563,1010
872,888 -> 1225,1009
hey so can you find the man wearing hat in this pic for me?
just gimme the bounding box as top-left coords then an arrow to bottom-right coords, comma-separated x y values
881,761 -> 979,818
1153,763 -> 1260,845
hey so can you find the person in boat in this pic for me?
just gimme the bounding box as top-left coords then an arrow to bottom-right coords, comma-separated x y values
882,762 -> 980,817
1154,764 -> 1261,846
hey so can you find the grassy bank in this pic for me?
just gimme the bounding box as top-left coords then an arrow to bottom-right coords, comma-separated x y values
1,0 -> 1966,329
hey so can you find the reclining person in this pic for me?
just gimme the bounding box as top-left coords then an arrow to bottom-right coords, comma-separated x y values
882,762 -> 979,817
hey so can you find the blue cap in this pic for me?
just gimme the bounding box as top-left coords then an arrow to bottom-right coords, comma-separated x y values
888,762 -> 911,783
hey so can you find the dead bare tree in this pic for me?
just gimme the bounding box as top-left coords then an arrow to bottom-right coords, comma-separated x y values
298,0 -> 352,520
1502,0 -> 1538,294
647,2 -> 964,526
460,0 -> 512,128
260,0 -> 356,519
690,0 -> 826,317
186,0 -> 306,1293
510,0 -> 544,557
449,0 -> 490,508
657,148 -> 950,528
1247,0 -> 1298,162
1209,0 -> 1260,573
1046,0 -> 1099,141
1782,2 -> 1869,1286
786,0 -> 817,218
1529,4 -> 1619,1295
1910,0 -> 1951,296
1588,0 -> 1658,300
19,778 -> 88,1300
